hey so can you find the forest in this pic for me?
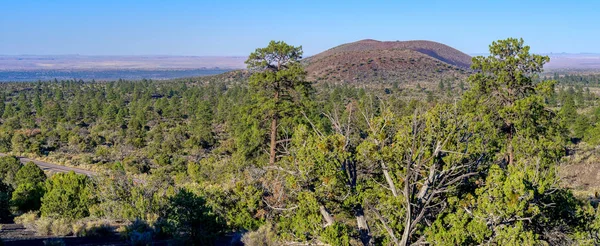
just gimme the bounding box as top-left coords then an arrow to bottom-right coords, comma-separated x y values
1,38 -> 600,245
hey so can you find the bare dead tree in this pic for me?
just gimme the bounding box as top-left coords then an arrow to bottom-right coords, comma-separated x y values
304,99 -> 375,246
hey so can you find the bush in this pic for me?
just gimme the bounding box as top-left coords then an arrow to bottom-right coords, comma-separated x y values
125,219 -> 154,246
241,223 -> 278,246
34,217 -> 53,236
51,218 -> 72,236
14,211 -> 38,230
41,172 -> 92,219
72,219 -> 113,238
0,181 -> 12,222
0,156 -> 22,187
72,220 -> 86,237
151,218 -> 171,240
166,189 -> 225,244
15,162 -> 46,185
320,223 -> 352,246
11,182 -> 45,213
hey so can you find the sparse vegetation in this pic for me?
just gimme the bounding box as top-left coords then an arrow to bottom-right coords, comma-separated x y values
304,40 -> 471,85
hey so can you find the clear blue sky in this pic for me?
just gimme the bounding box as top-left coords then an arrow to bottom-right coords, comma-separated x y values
0,0 -> 598,56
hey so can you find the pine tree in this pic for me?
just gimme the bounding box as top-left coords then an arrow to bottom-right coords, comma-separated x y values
245,41 -> 312,165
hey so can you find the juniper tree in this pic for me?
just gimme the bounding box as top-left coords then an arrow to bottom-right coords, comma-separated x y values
12,162 -> 46,212
427,38 -> 573,245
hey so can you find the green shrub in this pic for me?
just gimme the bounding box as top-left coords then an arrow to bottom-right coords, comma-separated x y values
150,218 -> 171,240
11,182 -> 45,213
15,162 -> 46,185
166,189 -> 225,244
320,223 -> 352,246
41,172 -> 92,219
0,156 -> 22,187
0,181 -> 12,222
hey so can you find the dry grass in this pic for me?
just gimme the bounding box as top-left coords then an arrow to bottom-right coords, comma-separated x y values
34,217 -> 53,236
72,218 -> 114,238
14,211 -> 39,230
242,223 -> 279,246
50,218 -> 73,236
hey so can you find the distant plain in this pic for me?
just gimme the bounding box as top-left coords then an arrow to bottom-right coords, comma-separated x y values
0,53 -> 599,82
0,55 -> 246,81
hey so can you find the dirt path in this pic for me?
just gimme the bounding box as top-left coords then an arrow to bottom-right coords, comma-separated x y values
0,153 -> 96,176
0,153 -> 147,185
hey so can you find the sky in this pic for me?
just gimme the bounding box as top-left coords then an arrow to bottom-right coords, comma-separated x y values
0,0 -> 598,56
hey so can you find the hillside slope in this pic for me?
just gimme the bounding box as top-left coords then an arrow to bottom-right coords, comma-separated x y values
304,39 -> 472,85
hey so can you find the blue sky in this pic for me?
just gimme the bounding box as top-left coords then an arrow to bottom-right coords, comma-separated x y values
0,0 -> 597,56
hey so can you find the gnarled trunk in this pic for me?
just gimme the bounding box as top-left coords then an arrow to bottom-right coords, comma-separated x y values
355,205 -> 373,246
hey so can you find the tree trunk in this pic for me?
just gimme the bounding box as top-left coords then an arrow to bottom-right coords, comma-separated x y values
319,204 -> 334,227
381,162 -> 398,197
269,91 -> 279,165
399,212 -> 411,246
355,205 -> 373,246
400,163 -> 412,246
269,116 -> 278,165
506,123 -> 514,166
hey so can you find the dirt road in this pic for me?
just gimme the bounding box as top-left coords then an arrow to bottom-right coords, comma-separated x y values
0,153 -> 96,176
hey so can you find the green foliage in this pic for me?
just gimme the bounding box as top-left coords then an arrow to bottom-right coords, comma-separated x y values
320,223 -> 352,246
428,38 -> 571,244
222,184 -> 264,231
41,172 -> 93,219
277,192 -> 323,242
0,39 -> 596,244
12,162 -> 46,212
0,181 -> 12,222
0,156 -> 22,188
124,219 -> 154,246
11,182 -> 45,212
15,162 -> 46,185
246,40 -> 313,165
165,189 -> 225,245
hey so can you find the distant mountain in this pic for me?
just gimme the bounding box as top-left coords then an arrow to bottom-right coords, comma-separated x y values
304,39 -> 472,85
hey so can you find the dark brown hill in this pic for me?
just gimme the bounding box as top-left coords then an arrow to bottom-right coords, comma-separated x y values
304,39 -> 472,85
